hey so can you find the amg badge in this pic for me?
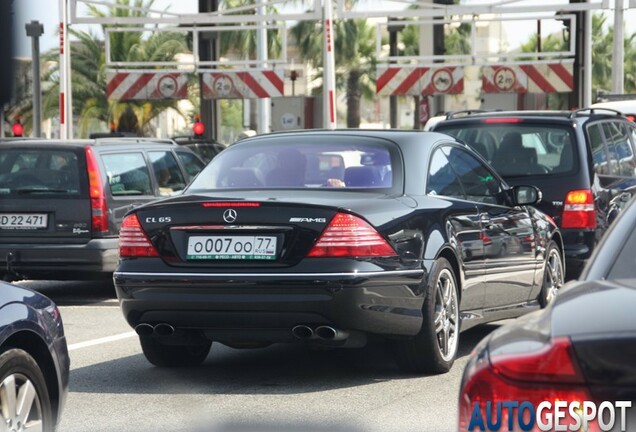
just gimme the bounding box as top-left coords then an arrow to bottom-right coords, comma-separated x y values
289,217 -> 327,223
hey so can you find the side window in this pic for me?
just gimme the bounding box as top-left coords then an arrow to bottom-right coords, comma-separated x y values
426,147 -> 465,199
149,151 -> 187,196
175,151 -> 206,181
587,124 -> 609,175
102,152 -> 152,196
602,122 -> 636,178
445,146 -> 505,205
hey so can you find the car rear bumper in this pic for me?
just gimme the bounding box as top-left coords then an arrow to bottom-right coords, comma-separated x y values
114,269 -> 426,340
562,229 -> 596,279
0,238 -> 119,279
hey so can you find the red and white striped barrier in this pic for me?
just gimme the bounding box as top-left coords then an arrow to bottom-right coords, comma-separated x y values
106,72 -> 189,100
201,70 -> 284,99
482,63 -> 574,93
377,66 -> 464,96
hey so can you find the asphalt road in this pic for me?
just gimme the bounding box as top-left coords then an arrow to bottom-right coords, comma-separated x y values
16,280 -> 503,432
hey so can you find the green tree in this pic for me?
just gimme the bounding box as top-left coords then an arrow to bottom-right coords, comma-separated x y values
291,18 -> 376,127
31,0 -> 189,137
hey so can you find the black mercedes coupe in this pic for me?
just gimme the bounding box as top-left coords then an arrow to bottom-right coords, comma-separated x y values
113,130 -> 564,374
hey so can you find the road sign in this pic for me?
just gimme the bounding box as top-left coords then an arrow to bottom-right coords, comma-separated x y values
157,75 -> 178,98
431,69 -> 453,93
493,67 -> 517,92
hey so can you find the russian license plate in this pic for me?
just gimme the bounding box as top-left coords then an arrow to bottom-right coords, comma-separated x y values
0,213 -> 48,230
186,235 -> 277,260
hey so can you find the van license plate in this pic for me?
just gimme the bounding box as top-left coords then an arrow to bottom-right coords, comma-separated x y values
186,235 -> 277,260
0,214 -> 48,230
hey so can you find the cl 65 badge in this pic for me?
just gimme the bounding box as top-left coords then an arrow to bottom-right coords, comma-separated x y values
145,217 -> 171,223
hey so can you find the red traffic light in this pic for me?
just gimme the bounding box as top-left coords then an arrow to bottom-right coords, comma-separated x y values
12,120 -> 23,137
193,121 -> 205,137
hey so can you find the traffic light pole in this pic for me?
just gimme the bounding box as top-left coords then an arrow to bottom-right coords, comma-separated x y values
26,21 -> 44,138
199,0 -> 219,141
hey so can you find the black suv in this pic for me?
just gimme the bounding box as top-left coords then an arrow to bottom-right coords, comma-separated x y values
0,138 -> 205,281
432,109 -> 636,278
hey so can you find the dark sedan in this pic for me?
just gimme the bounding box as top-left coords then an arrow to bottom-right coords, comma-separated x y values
458,195 -> 636,430
0,281 -> 69,431
114,130 -> 564,374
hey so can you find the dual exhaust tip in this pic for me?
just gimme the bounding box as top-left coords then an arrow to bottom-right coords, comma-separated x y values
291,325 -> 348,341
134,322 -> 175,337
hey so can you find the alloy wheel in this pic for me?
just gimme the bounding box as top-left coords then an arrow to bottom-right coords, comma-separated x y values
0,373 -> 44,432
544,248 -> 564,305
433,268 -> 459,362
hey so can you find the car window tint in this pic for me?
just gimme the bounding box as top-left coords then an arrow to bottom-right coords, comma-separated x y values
176,151 -> 206,181
436,124 -> 576,176
444,146 -> 505,205
0,149 -> 81,195
102,152 -> 152,196
426,148 -> 464,199
188,137 -> 397,191
588,123 -> 609,175
602,122 -> 635,178
149,151 -> 187,197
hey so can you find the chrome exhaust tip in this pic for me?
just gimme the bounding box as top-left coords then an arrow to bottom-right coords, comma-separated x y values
154,323 -> 175,337
315,326 -> 349,341
134,323 -> 154,336
291,325 -> 314,340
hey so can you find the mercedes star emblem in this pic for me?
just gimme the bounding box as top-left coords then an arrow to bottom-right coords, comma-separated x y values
223,208 -> 237,223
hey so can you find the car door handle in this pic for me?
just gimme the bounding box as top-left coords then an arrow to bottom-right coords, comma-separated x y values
479,214 -> 491,224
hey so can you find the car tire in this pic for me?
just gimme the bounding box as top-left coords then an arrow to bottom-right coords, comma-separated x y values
139,337 -> 212,367
539,241 -> 564,308
0,348 -> 53,431
394,257 -> 460,374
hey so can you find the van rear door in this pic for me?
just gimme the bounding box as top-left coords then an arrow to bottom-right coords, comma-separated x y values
0,145 -> 93,243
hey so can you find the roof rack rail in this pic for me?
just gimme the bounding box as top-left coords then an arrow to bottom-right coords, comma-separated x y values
446,110 -> 495,120
93,137 -> 177,145
569,107 -> 625,119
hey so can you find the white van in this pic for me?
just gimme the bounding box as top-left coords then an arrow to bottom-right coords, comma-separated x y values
590,100 -> 636,121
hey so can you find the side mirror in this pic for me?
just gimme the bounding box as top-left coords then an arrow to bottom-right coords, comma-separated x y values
512,185 -> 542,206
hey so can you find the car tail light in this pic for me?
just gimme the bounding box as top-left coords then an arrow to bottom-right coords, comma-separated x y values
119,214 -> 159,257
458,337 -> 594,432
85,146 -> 109,233
307,212 -> 397,258
561,189 -> 596,229
626,115 -> 635,122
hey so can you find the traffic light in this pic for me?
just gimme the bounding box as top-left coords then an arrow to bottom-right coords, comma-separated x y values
12,119 -> 23,137
193,114 -> 205,137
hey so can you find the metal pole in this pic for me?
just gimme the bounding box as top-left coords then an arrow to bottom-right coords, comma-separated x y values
58,0 -> 68,139
26,21 -> 44,138
389,28 -> 398,129
323,0 -> 337,129
612,0 -> 624,94
256,0 -> 270,134
583,5 -> 592,107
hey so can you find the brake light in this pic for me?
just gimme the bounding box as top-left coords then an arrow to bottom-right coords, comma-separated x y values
482,118 -> 522,124
626,115 -> 635,122
561,189 -> 596,229
85,146 -> 108,233
458,337 -> 594,431
119,214 -> 159,257
307,213 -> 397,258
202,202 -> 261,208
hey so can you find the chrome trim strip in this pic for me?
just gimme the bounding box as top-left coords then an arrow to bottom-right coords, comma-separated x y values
170,225 -> 285,231
114,269 -> 424,278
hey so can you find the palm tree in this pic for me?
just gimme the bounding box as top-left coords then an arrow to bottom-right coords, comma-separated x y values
291,18 -> 376,127
28,0 -> 189,137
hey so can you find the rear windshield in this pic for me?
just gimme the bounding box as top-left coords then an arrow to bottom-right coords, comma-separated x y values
0,148 -> 83,197
435,123 -> 577,177
187,136 -> 398,192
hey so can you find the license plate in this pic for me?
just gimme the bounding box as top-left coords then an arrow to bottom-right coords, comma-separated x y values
0,213 -> 48,230
186,235 -> 277,260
